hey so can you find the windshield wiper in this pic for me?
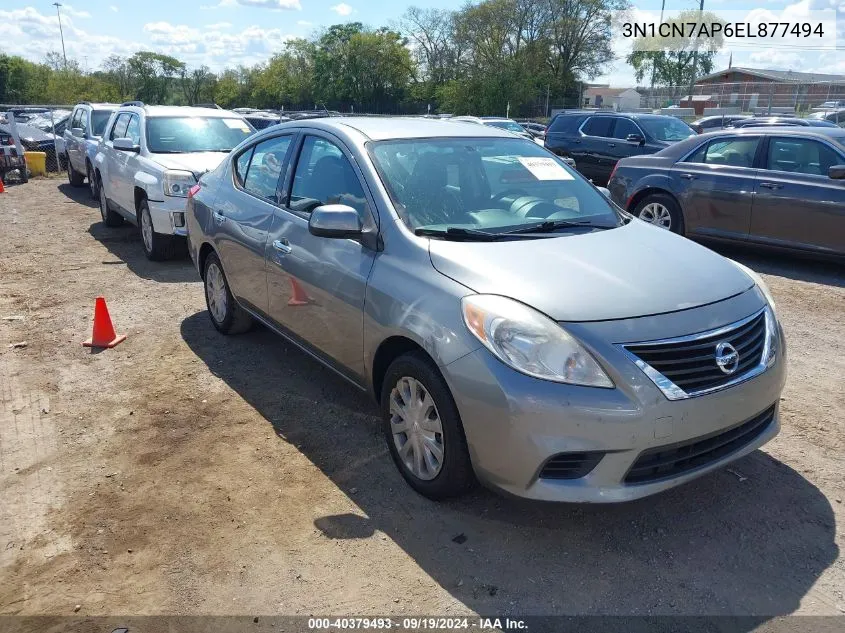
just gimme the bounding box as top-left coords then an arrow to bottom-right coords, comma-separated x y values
500,219 -> 610,235
414,227 -> 502,241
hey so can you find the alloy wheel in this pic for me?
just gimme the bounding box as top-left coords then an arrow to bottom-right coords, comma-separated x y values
99,184 -> 108,223
205,263 -> 228,324
639,202 -> 672,229
141,207 -> 154,253
389,376 -> 445,481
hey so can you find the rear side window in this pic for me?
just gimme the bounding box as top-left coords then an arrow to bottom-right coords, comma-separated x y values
581,117 -> 614,138
242,135 -> 293,203
765,138 -> 841,175
547,114 -> 584,134
687,138 -> 759,168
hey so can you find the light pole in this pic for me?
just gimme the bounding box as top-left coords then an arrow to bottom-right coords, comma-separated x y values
53,2 -> 67,70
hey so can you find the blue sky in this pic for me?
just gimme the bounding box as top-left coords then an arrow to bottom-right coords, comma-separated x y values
1,0 -> 842,87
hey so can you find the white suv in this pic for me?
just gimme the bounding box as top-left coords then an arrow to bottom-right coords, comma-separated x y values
94,103 -> 254,260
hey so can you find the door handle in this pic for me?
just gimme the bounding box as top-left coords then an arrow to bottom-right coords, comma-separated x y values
272,238 -> 292,255
759,182 -> 783,190
680,173 -> 697,180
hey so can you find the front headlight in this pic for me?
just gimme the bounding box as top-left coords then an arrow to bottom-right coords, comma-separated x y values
461,295 -> 614,388
731,260 -> 777,314
163,170 -> 196,198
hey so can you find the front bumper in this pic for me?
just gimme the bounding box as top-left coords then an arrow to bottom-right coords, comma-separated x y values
442,288 -> 787,503
148,197 -> 188,237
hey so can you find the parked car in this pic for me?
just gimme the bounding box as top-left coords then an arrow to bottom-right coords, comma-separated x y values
808,109 -> 845,126
186,117 -> 785,503
519,121 -> 547,139
452,116 -> 535,141
690,115 -> 750,134
64,102 -> 119,198
94,102 -> 254,260
817,100 -> 845,109
544,111 -> 697,185
243,111 -> 290,130
0,135 -> 28,183
608,127 -> 845,258
0,122 -> 61,171
28,110 -> 72,166
729,117 -> 838,129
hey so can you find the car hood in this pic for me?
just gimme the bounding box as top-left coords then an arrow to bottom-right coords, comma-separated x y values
150,152 -> 229,178
428,220 -> 754,322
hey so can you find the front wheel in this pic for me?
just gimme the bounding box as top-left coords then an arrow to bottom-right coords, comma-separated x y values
633,193 -> 685,235
67,159 -> 85,187
381,352 -> 476,500
203,252 -> 253,334
138,199 -> 178,261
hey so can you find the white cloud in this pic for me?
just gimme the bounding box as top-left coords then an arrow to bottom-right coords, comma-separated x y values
331,3 -> 353,16
297,19 -> 312,25
206,21 -> 233,29
202,0 -> 301,8
61,5 -> 91,19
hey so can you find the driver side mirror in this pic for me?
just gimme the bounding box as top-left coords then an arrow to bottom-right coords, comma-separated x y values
71,127 -> 84,138
828,165 -> 845,179
308,204 -> 362,239
113,137 -> 140,152
626,133 -> 645,145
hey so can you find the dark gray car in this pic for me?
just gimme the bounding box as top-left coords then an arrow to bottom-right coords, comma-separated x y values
186,117 -> 786,503
608,127 -> 845,258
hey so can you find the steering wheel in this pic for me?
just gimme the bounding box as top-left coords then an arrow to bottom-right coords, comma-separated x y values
491,188 -> 530,206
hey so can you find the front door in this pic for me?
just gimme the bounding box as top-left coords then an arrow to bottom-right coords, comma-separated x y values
265,132 -> 378,383
214,132 -> 295,314
669,135 -> 762,241
750,135 -> 845,255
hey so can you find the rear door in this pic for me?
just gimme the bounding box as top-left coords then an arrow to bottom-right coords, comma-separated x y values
67,107 -> 85,171
750,135 -> 845,255
212,132 -> 296,314
577,116 -> 615,183
669,135 -> 762,240
104,113 -> 130,210
111,114 -> 142,211
265,132 -> 378,383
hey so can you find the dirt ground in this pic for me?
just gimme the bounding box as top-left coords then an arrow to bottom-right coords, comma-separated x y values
1,178 -> 843,624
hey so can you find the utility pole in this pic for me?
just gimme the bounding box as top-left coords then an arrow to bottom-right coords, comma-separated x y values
649,0 -> 666,108
685,0 -> 705,112
53,2 -> 67,70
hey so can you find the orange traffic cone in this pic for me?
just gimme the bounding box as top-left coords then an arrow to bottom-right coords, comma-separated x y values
0,178 -> 5,193
82,297 -> 127,348
287,277 -> 310,306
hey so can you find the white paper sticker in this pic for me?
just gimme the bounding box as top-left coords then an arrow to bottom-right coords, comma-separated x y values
517,156 -> 574,181
224,118 -> 251,132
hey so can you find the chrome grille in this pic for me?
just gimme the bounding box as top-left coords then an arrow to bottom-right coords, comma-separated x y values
623,308 -> 772,399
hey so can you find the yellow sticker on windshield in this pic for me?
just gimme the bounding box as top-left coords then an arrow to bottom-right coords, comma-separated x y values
224,118 -> 251,132
517,157 -> 574,181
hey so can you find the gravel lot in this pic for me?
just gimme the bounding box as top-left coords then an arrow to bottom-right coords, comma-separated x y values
1,178 -> 843,625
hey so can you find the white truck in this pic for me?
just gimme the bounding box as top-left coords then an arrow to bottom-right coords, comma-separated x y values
94,102 -> 254,260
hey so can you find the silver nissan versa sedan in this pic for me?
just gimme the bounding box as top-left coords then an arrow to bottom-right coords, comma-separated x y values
185,117 -> 787,503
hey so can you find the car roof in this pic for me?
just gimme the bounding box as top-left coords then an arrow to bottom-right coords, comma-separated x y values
138,105 -> 245,118
702,126 -> 845,139
282,116 -> 516,141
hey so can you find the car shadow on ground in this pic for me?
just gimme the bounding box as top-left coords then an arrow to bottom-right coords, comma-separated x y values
57,181 -> 98,209
707,242 -> 845,289
180,312 -> 838,623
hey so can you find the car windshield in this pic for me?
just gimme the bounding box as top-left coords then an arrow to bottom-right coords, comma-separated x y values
146,117 -> 253,153
639,117 -> 696,142
92,111 -> 113,137
369,137 -> 621,236
486,120 -> 525,133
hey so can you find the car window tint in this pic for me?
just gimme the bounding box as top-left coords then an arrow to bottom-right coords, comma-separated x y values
582,117 -> 614,138
688,138 -> 759,168
612,118 -> 640,139
110,114 -> 130,141
71,108 -> 83,131
765,138 -> 841,176
290,136 -> 368,217
234,147 -> 254,188
242,135 -> 292,203
125,115 -> 141,146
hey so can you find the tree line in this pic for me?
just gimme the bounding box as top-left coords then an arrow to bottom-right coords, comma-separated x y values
0,0 -> 628,117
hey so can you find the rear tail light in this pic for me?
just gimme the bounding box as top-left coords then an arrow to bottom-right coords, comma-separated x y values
187,183 -> 201,198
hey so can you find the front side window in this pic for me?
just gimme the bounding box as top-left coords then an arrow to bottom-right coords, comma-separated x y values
234,147 -> 253,188
765,138 -> 842,175
369,137 -> 621,234
241,135 -> 292,203
110,113 -> 130,141
125,115 -> 141,146
289,136 -> 368,217
146,117 -> 253,153
71,108 -> 83,131
581,117 -> 614,138
612,118 -> 641,139
639,117 -> 696,142
687,138 -> 759,168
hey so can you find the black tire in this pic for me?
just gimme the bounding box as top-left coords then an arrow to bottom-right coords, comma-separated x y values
19,166 -> 28,184
67,158 -> 85,187
202,252 -> 253,334
380,351 -> 476,500
87,162 -> 97,199
98,176 -> 124,227
137,198 -> 178,261
633,193 -> 685,235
